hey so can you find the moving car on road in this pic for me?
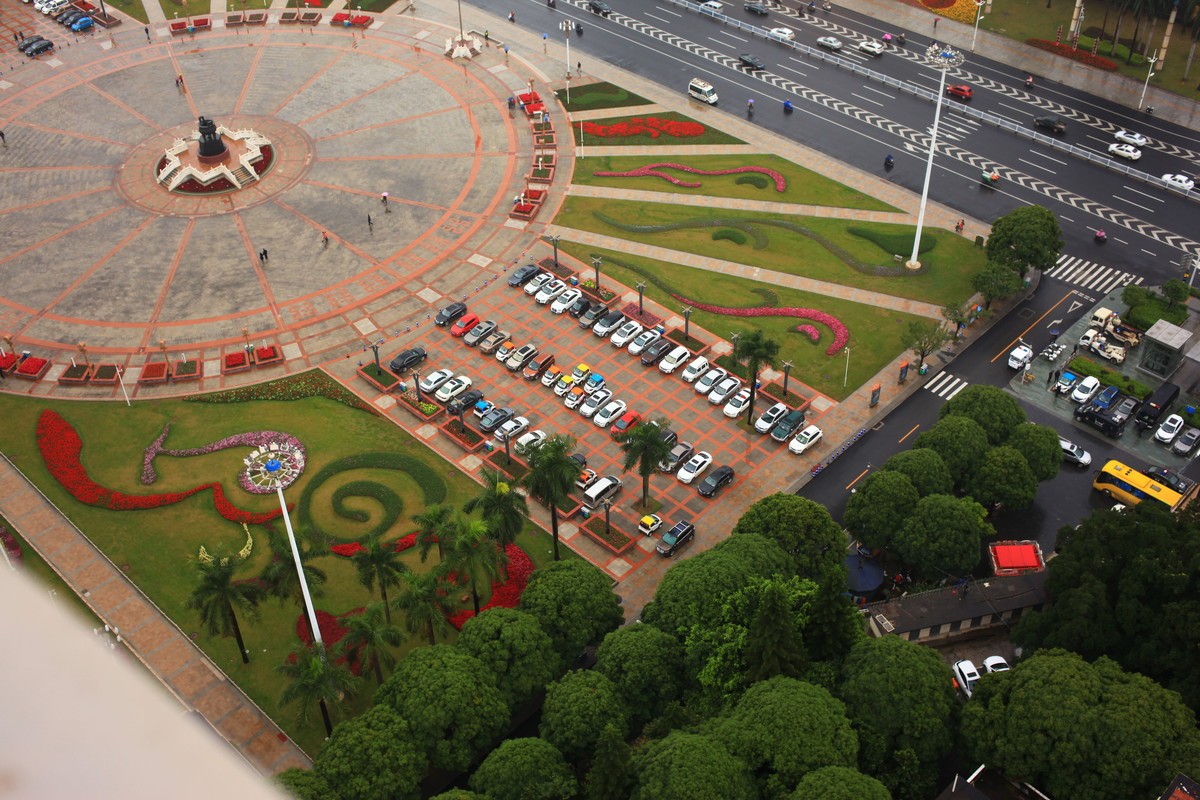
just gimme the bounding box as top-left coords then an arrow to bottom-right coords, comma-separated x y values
816,36 -> 843,50
857,39 -> 884,56
945,84 -> 973,100
1113,130 -> 1148,147
1108,143 -> 1142,161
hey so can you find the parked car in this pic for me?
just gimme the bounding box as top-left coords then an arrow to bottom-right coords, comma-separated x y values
449,313 -> 480,337
389,346 -> 427,373
1058,437 -> 1092,468
1093,385 -> 1120,410
755,403 -> 789,433
658,346 -> 691,374
1155,414 -> 1185,444
576,468 -> 599,491
770,409 -> 807,442
788,425 -> 823,455
25,39 -> 54,56
535,280 -> 567,305
593,399 -> 628,428
568,295 -> 592,317
17,35 -> 45,51
580,389 -> 613,418
540,364 -> 564,388
677,451 -> 713,484
1173,427 -> 1200,456
640,339 -> 674,366
681,356 -> 710,383
417,368 -> 454,393
707,375 -> 743,405
462,318 -> 497,346
507,263 -> 540,287
58,10 -> 85,24
434,301 -> 467,326
660,441 -> 695,473
1110,396 -> 1139,425
723,388 -> 752,418
1007,344 -> 1033,369
434,375 -> 472,402
505,343 -> 539,371
695,367 -> 728,394
564,385 -> 588,409
1070,375 -> 1101,404
628,328 -> 662,356
571,363 -> 592,383
495,416 -> 530,442
592,310 -> 626,337
71,15 -> 94,30
639,514 -> 664,536
479,406 -> 515,433
523,353 -> 555,380
698,466 -> 735,497
953,659 -> 981,698
514,429 -> 547,455
610,411 -> 642,437
551,288 -> 581,314
656,521 -> 696,556
610,320 -> 644,348
448,389 -> 484,416
983,656 -> 1011,674
494,341 -> 519,364
524,273 -> 553,296
553,374 -> 577,397
579,302 -> 607,327
584,373 -> 606,394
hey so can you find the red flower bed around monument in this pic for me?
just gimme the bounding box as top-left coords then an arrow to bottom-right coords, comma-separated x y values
582,117 -> 706,139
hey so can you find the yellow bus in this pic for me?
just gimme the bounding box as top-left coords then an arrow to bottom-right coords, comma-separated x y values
1092,460 -> 1184,511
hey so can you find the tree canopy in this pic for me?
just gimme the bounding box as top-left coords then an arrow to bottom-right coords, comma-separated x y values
313,705 -> 427,800
540,670 -> 628,762
468,738 -> 578,800
914,415 -> 989,491
984,204 -> 1062,276
966,445 -> 1038,512
585,723 -> 635,800
790,766 -> 892,800
1004,422 -> 1063,482
938,384 -> 1027,446
842,471 -> 919,552
631,731 -> 757,800
894,494 -> 990,577
518,559 -> 624,664
880,449 -> 953,497
972,261 -> 1025,308
731,494 -> 845,581
961,649 -> 1200,800
456,608 -> 561,710
596,623 -> 686,728
899,320 -> 950,369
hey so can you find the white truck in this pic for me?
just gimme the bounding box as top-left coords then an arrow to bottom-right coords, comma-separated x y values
1090,308 -> 1142,348
1079,329 -> 1127,364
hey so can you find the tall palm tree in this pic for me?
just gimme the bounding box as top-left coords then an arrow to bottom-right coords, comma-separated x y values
350,535 -> 409,624
186,557 -> 263,664
738,329 -> 781,424
336,602 -> 403,685
445,516 -> 506,615
523,434 -> 579,561
257,526 -> 328,641
393,569 -> 454,646
411,503 -> 452,562
616,420 -> 676,508
276,642 -> 360,737
464,468 -> 528,574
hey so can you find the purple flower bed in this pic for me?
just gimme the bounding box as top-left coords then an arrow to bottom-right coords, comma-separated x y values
593,162 -> 787,192
141,424 -> 307,493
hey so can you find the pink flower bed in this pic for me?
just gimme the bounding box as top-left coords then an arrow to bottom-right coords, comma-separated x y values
140,424 -> 306,493
593,162 -> 787,191
675,296 -> 849,356
796,324 -> 821,343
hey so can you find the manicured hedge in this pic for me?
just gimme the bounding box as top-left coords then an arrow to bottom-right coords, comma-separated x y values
1065,356 -> 1150,399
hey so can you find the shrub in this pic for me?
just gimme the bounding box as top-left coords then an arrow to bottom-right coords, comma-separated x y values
187,369 -> 374,411
847,226 -> 934,256
734,174 -> 769,189
713,229 -> 748,245
1125,296 -> 1187,330
1065,356 -> 1150,399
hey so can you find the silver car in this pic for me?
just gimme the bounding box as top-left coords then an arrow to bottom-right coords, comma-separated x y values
580,388 -> 613,418
695,367 -> 728,394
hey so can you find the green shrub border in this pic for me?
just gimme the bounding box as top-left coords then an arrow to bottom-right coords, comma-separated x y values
734,174 -> 769,189
713,229 -> 747,245
1065,356 -> 1151,399
185,370 -> 374,413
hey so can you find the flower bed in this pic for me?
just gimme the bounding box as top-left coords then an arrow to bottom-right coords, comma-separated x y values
91,364 -> 120,385
582,117 -> 706,139
578,279 -> 616,304
527,167 -> 555,185
535,133 -> 557,149
172,360 -> 201,381
760,381 -> 807,408
222,351 -> 251,375
398,389 -> 444,420
58,364 -> 94,385
440,418 -> 486,452
593,162 -> 787,191
253,345 -> 283,367
14,357 -> 50,380
619,303 -> 663,328
357,364 -> 398,393
138,361 -> 170,384
582,516 -> 636,554
1026,39 -> 1119,71
0,352 -> 17,374
140,422 -> 307,492
677,297 -> 849,357
664,328 -> 709,354
509,203 -> 539,221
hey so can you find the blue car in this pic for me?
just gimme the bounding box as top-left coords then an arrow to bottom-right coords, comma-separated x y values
71,15 -> 93,30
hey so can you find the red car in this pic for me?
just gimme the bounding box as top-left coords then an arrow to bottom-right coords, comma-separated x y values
450,313 -> 480,337
610,411 -> 642,437
945,84 -> 973,100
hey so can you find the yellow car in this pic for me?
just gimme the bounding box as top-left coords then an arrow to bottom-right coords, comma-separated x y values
638,514 -> 663,536
571,363 -> 592,383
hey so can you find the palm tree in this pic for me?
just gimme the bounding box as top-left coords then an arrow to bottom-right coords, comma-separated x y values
616,420 -> 676,508
276,642 -> 360,737
336,602 -> 403,685
350,535 -> 409,624
393,569 -> 454,646
411,503 -> 452,562
464,468 -> 528,575
186,557 -> 263,665
523,434 -> 579,561
444,516 -> 506,615
738,329 -> 781,424
257,526 -> 328,641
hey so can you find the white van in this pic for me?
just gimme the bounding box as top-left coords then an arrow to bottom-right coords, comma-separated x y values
687,78 -> 718,105
582,475 -> 622,515
658,345 -> 692,374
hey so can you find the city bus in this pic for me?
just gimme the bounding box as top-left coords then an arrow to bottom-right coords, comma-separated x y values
1092,460 -> 1184,512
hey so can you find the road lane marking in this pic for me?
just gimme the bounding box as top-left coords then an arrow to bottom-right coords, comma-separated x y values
991,288 -> 1076,363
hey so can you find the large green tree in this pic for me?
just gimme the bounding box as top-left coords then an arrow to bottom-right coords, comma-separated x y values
744,579 -> 808,683
737,329 -> 781,423
312,705 -> 427,800
596,623 -> 686,728
276,642 -> 360,737
444,515 -> 505,615
984,204 -> 1063,276
186,555 -> 262,665
939,384 -> 1027,446
276,768 -> 332,800
913,415 -> 989,491
1004,422 -> 1063,482
789,767 -> 892,800
961,649 -> 1200,800
880,449 -> 953,497
731,493 -> 845,581
375,644 -> 509,772
540,670 -> 628,763
350,534 -> 408,624
842,471 -> 920,552
336,602 -> 403,685
616,418 -> 675,507
631,731 -> 757,800
966,445 -> 1039,512
893,494 -> 991,577
518,559 -> 624,664
393,568 -> 453,646
456,607 -> 560,710
900,320 -> 950,370
585,723 -> 635,800
464,468 -> 528,564
972,261 -> 1025,308
523,434 -> 580,561
469,738 -> 578,800
839,637 -> 957,800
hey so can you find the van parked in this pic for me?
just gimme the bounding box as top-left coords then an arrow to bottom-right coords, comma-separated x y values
582,475 -> 622,515
1135,382 -> 1180,430
687,78 -> 718,105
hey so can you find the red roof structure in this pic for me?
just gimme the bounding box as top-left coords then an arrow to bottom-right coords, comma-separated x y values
989,540 -> 1045,576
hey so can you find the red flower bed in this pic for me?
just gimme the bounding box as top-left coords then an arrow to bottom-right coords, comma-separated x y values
255,345 -> 278,361
295,608 -> 355,648
582,117 -> 706,140
224,352 -> 248,369
1026,39 -> 1118,70
0,353 -> 17,372
36,410 -> 283,524
16,357 -> 48,376
674,295 -> 850,356
140,362 -> 169,381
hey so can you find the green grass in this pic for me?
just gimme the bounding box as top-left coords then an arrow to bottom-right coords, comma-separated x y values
574,111 -> 744,147
554,81 -> 652,112
0,390 -> 576,756
571,153 -> 896,212
555,197 -> 982,306
559,243 -> 926,400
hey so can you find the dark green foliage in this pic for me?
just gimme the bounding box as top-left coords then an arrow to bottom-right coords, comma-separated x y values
518,560 -> 624,664
631,732 -> 757,800
847,226 -> 934,256
893,495 -> 990,577
276,768 -> 333,800
469,738 -> 578,800
734,173 -> 770,189
913,416 -> 989,491
802,576 -> 866,664
313,705 -> 427,800
1004,422 -> 1063,482
1064,356 -> 1150,398
744,580 -> 808,683
731,494 -> 844,581
966,445 -> 1038,511
184,369 -> 374,411
880,449 -> 953,497
938,384 -> 1027,446
984,205 -> 1062,275
842,471 -> 919,551
713,228 -> 748,244
972,261 -> 1024,307
641,701 -> 701,740
596,624 -> 686,728
540,670 -> 627,762
457,608 -> 561,710
900,320 -> 950,368
429,792 -> 488,800
790,766 -> 892,800
585,724 -> 636,800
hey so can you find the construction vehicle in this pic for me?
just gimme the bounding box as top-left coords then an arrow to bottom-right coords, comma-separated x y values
1090,308 -> 1142,348
1089,333 -> 1127,364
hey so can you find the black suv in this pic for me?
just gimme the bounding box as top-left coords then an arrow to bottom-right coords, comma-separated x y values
640,339 -> 674,366
507,264 -> 539,287
698,466 -> 735,498
389,346 -> 427,373
656,521 -> 696,556
434,302 -> 467,326
1034,115 -> 1067,135
448,388 -> 484,416
587,0 -> 612,15
744,2 -> 769,14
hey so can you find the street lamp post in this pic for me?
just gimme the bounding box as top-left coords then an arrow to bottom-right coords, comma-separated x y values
682,306 -> 692,342
908,43 -> 965,272
546,234 -> 561,268
970,0 -> 985,52
843,347 -> 852,388
1139,49 -> 1159,111
115,366 -> 131,407
603,498 -> 613,534
560,20 -> 573,101
730,332 -> 741,362
591,256 -> 602,293
636,282 -> 646,315
255,455 -> 323,648
781,360 -> 794,396
413,369 -> 423,402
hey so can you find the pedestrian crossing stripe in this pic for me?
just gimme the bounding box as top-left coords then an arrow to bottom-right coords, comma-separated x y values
1046,255 -> 1143,295
924,372 -> 968,399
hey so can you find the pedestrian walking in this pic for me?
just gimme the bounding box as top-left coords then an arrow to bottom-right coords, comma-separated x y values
145,25 -> 151,42
321,231 -> 329,247
0,131 -> 7,148
367,213 -> 373,231
933,17 -> 939,29
13,32 -> 19,44
178,74 -> 185,88
261,248 -> 269,263
258,251 -> 265,265
507,11 -> 515,23
483,30 -> 489,46
381,191 -> 389,211
576,61 -> 581,76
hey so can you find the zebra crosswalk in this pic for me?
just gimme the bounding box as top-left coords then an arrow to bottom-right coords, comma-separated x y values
924,371 -> 968,400
1045,255 -> 1143,295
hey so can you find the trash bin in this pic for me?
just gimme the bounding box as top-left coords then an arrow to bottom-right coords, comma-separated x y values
569,276 -> 579,286
918,363 -> 929,376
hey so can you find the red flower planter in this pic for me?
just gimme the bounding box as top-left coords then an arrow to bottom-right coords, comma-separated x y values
253,345 -> 282,367
138,362 -> 170,384
14,357 -> 50,381
222,351 -> 251,375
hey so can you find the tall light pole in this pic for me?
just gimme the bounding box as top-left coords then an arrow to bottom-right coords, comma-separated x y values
636,281 -> 646,315
908,43 -> 965,272
781,360 -> 794,397
560,20 -> 573,102
1139,49 -> 1159,111
843,347 -> 852,388
970,0 -> 986,52
682,306 -> 693,342
546,234 -> 561,267
591,256 -> 602,293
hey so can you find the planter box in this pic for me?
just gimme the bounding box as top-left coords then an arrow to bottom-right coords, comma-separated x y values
525,189 -> 547,206
537,257 -> 574,281
581,517 -> 637,554
357,365 -> 399,393
138,361 -> 170,384
13,357 -> 51,381
253,345 -> 283,367
227,11 -> 245,24
330,11 -> 349,24
222,352 -> 252,375
245,11 -> 266,23
397,390 -> 445,421
172,360 -> 202,381
509,203 -> 539,221
664,328 -> 710,355
484,449 -> 529,481
278,11 -> 297,22
440,420 -> 486,452
0,353 -> 17,375
90,364 -> 120,385
57,364 -> 95,385
760,381 -> 807,409
532,121 -> 553,135
299,11 -> 322,23
578,284 -> 617,307
169,21 -> 190,34
350,14 -> 371,26
534,134 -> 556,149
526,167 -> 555,184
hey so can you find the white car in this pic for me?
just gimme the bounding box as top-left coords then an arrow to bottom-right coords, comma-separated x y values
768,26 -> 795,40
1162,174 -> 1196,192
494,416 -> 530,442
593,399 -> 628,428
677,451 -> 714,484
1007,344 -> 1033,369
553,375 -> 577,397
817,36 -> 843,50
708,376 -> 743,405
723,388 -> 753,418
564,387 -> 589,409
417,368 -> 454,393
580,388 -> 613,418
658,346 -> 692,374
523,272 -> 552,296
1108,143 -> 1142,161
627,329 -> 662,356
982,656 -> 1011,674
434,375 -> 472,402
550,288 -> 581,314
788,424 -> 823,455
953,659 -> 981,698
695,367 -> 728,394
535,280 -> 567,305
1069,375 -> 1101,404
700,0 -> 724,10
755,403 -> 789,433
1155,414 -> 1185,444
681,356 -> 710,383
515,430 -> 547,455
857,39 -> 884,55
610,320 -> 645,348
1113,130 -> 1148,147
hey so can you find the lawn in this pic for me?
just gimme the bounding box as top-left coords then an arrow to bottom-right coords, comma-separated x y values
0,379 -> 574,755
574,111 -> 744,147
554,81 -> 652,112
555,196 -> 982,306
572,153 -> 896,212
559,242 -> 926,399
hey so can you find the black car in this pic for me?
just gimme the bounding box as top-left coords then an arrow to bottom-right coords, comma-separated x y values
462,319 -> 497,347
479,406 -> 515,433
656,521 -> 696,557
434,302 -> 467,326
1034,115 -> 1067,135
660,441 -> 694,473
388,346 -> 427,373
770,409 -> 806,442
739,53 -> 765,70
447,388 -> 484,416
25,40 -> 55,57
640,339 -> 674,366
569,452 -> 588,470
744,2 -> 769,13
698,466 -> 735,497
59,10 -> 85,24
16,35 -> 44,51
579,303 -> 608,328
568,296 -> 592,317
588,0 -> 612,15
507,264 -> 540,287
